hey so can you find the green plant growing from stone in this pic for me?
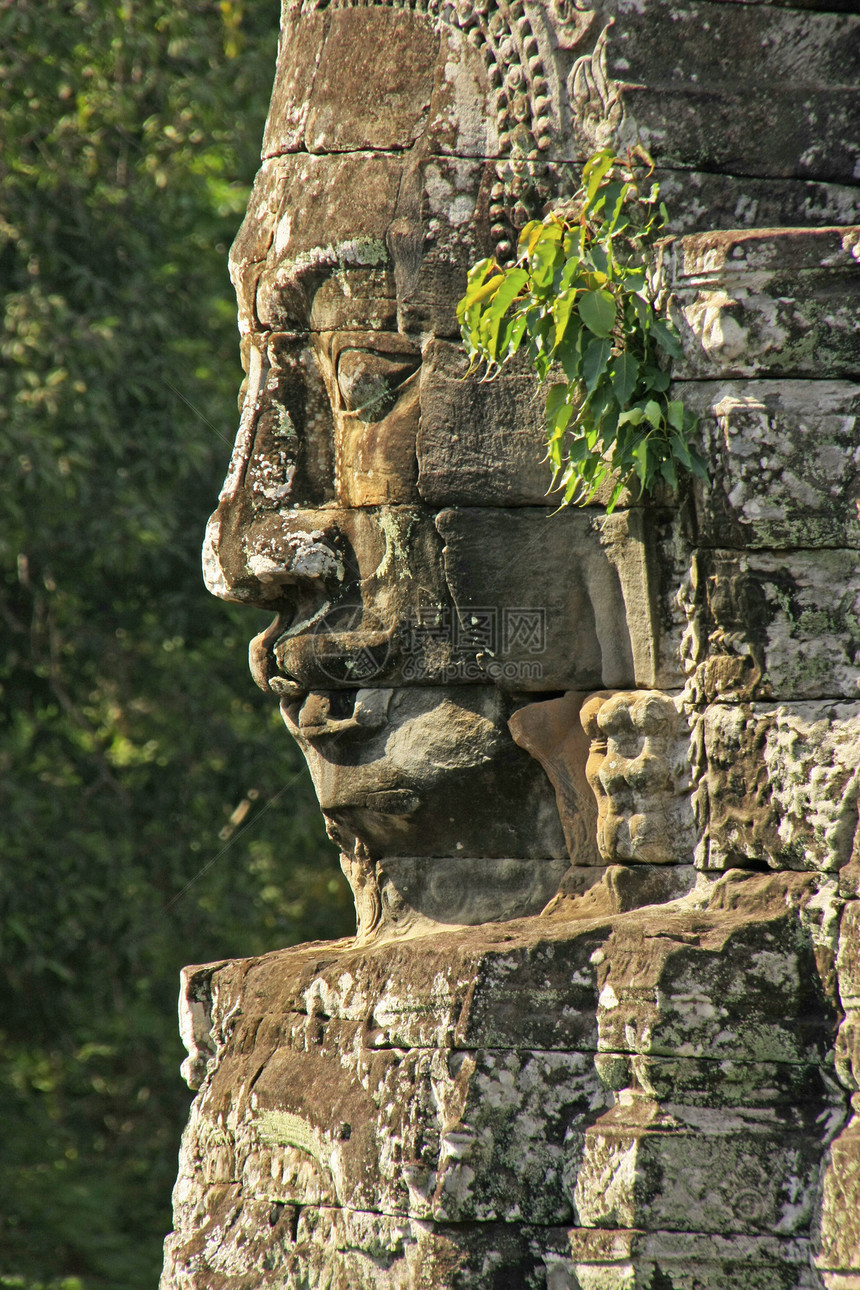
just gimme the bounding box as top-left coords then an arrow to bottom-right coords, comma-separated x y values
457,147 -> 708,510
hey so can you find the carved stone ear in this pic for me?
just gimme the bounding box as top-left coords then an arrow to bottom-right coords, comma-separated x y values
579,689 -> 696,866
508,691 -> 603,867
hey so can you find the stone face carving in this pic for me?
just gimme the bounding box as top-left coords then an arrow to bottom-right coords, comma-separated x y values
163,1 -> 860,1287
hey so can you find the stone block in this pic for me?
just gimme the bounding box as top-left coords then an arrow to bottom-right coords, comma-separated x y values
264,8 -> 439,155
552,1227 -> 818,1290
508,691 -> 603,866
681,547 -> 860,702
594,1051 -> 835,1112
241,152 -> 497,339
182,1011 -> 608,1226
208,503 -> 462,689
573,1 -> 860,185
243,154 -> 402,334
594,872 -> 837,1064
262,8 -> 499,163
543,163 -> 860,236
573,1100 -> 822,1236
417,340 -> 560,508
839,901 -> 860,1006
665,229 -> 860,381
694,702 -> 860,873
580,691 -> 696,865
818,1116 -> 860,1283
377,854 -> 570,928
435,507 -> 673,692
681,380 -> 860,550
164,871 -> 844,1284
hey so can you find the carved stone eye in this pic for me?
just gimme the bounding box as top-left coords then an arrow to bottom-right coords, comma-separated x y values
335,349 -> 419,422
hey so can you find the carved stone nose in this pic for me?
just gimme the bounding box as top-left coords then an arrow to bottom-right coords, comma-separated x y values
246,531 -> 344,589
203,507 -> 344,605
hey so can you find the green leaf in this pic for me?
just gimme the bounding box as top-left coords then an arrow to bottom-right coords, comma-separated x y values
545,382 -> 569,419
643,399 -> 663,429
548,401 -> 574,440
458,270 -> 505,315
631,292 -> 651,331
518,219 -> 545,258
578,289 -> 616,338
659,456 -> 678,488
610,352 -> 639,406
644,366 -> 671,393
666,399 -> 685,431
582,336 -> 612,394
670,433 -> 693,469
633,434 -> 651,484
567,435 -> 590,464
555,322 -> 583,382
552,289 -> 577,344
478,268 -> 529,359
650,316 -> 683,360
589,242 -> 610,277
457,146 -> 708,511
598,181 -> 627,231
582,149 -> 616,211
505,313 -> 528,357
689,447 -> 710,481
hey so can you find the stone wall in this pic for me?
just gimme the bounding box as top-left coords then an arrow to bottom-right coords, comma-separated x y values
162,1 -> 860,1286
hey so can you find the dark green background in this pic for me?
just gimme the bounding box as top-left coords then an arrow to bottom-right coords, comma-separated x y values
0,3 -> 353,1285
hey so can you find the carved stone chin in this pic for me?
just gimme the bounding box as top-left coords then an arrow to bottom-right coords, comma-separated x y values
164,0 -> 860,1285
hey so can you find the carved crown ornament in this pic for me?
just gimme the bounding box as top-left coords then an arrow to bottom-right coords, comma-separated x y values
283,0 -> 622,261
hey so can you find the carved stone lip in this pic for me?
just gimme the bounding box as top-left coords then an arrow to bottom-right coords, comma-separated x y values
283,688 -> 388,742
249,613 -> 306,699
268,675 -> 306,700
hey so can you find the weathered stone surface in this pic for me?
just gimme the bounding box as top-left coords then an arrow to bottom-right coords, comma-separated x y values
162,1200 -> 546,1289
176,0 -> 860,1281
300,8 -> 439,155
692,702 -> 860,874
206,503 -> 472,692
655,167 -> 860,235
552,1228 -> 820,1290
581,691 -> 695,866
680,547 -> 860,702
595,1 -> 860,183
232,153 -> 400,336
376,854 -> 571,931
508,691 -> 602,866
593,872 -> 837,1065
825,896 -> 860,1282
262,7 -> 494,161
818,1116 -> 860,1286
665,228 -> 860,382
574,1100 -> 824,1236
435,507 -> 678,692
279,685 -> 567,864
544,863 -> 699,923
417,340 -> 562,508
238,153 -> 497,340
680,379 -> 860,550
547,161 -> 860,235
163,873 -> 842,1287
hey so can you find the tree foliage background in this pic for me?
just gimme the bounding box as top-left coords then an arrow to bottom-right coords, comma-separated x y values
0,3 -> 353,1286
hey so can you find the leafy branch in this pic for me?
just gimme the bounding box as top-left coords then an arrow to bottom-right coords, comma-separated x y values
457,147 -> 707,510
